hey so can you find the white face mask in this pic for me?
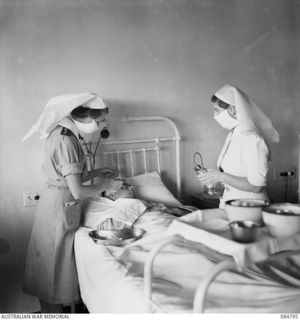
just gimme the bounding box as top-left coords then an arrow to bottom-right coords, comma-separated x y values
73,119 -> 99,134
214,109 -> 238,130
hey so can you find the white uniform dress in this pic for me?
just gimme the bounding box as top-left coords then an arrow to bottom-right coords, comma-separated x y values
23,117 -> 88,304
218,125 -> 269,208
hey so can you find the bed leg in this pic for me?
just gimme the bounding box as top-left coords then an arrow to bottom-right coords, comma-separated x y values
193,258 -> 237,313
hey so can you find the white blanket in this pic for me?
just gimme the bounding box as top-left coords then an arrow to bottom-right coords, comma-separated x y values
75,206 -> 300,313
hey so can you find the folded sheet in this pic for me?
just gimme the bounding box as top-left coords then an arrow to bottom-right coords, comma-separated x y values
83,197 -> 148,229
166,220 -> 248,270
166,216 -> 300,271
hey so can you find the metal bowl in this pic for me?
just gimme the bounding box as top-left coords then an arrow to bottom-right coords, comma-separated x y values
225,199 -> 269,225
262,203 -> 300,238
229,220 -> 259,243
89,227 -> 145,246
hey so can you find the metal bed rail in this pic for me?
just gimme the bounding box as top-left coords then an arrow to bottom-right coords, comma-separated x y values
143,235 -> 300,313
93,116 -> 182,198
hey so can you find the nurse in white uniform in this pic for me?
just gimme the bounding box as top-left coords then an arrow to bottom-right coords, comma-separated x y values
22,93 -> 123,313
198,84 -> 280,208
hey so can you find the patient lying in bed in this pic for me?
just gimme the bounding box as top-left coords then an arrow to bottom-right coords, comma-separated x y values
81,184 -> 193,231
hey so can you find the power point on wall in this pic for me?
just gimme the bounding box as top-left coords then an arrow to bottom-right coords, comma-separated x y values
22,190 -> 40,207
280,171 -> 295,177
273,167 -> 297,181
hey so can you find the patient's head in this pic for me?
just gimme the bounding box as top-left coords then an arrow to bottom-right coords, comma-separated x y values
105,185 -> 134,201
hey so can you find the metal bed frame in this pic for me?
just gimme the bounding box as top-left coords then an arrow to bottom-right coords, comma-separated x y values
91,116 -> 182,199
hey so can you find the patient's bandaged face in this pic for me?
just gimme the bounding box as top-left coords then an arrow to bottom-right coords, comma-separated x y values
98,217 -> 127,230
106,185 -> 134,201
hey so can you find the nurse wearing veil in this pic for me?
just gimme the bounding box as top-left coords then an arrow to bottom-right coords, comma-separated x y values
198,84 -> 280,209
22,93 -> 123,312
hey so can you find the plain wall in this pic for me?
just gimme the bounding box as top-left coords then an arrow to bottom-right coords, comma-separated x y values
0,0 -> 299,312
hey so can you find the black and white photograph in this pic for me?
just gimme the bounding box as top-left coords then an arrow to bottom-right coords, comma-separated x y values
0,0 -> 300,317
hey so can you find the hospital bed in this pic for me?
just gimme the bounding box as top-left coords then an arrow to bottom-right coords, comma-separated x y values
74,117 -> 300,313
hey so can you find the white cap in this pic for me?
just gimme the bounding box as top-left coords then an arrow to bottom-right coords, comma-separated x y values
214,84 -> 280,144
22,93 -> 107,141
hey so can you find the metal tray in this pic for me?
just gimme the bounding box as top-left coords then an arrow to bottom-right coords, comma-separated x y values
89,227 -> 145,246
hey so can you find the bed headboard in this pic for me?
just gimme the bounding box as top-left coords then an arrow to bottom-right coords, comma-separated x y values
88,116 -> 182,199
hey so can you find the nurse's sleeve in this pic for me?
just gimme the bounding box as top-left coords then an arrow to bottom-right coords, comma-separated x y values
242,133 -> 269,186
54,135 -> 84,177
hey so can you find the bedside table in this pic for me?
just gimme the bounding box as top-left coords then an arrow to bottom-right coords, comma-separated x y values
191,193 -> 220,209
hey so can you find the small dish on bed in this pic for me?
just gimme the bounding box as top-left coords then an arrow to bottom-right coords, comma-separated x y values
229,220 -> 259,243
89,227 -> 145,246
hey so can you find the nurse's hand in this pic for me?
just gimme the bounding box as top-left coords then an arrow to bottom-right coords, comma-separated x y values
97,167 -> 116,178
197,169 -> 223,185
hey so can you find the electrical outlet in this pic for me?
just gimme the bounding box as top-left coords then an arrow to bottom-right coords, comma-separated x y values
23,190 -> 40,207
273,167 -> 297,181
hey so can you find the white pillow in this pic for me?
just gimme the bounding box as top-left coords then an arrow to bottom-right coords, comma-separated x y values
126,171 -> 181,207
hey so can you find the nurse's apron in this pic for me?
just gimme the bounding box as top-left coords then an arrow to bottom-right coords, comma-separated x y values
23,122 -> 87,304
218,130 -> 268,209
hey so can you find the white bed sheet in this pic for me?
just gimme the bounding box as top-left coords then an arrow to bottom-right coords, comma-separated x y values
75,205 -> 300,313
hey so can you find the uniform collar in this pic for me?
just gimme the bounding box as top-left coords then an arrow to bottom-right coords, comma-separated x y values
57,117 -> 81,140
231,124 -> 241,138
